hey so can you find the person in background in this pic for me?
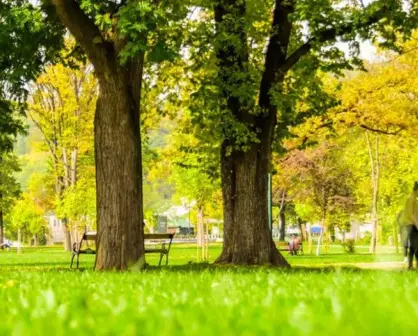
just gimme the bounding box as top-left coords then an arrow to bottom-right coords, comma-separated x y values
399,181 -> 418,269
289,234 -> 300,255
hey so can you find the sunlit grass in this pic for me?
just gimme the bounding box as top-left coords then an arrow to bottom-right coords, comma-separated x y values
0,245 -> 413,335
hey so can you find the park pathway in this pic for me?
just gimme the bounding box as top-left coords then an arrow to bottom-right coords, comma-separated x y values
295,261 -> 406,270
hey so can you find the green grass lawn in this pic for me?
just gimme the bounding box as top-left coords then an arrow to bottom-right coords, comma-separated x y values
0,244 -> 415,335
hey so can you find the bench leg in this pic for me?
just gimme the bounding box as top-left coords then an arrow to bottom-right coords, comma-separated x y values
76,253 -> 80,269
70,253 -> 75,268
158,252 -> 164,266
166,253 -> 169,266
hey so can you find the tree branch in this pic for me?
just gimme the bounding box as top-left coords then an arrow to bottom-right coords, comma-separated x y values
50,0 -> 114,75
281,5 -> 389,73
258,0 -> 295,141
385,46 -> 418,63
28,110 -> 61,164
359,124 -> 404,135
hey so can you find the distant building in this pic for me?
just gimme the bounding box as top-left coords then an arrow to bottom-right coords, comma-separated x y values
156,204 -> 222,237
45,213 -> 65,243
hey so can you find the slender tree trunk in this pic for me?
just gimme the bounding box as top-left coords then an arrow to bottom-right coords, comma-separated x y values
216,144 -> 289,266
306,223 -> 312,254
62,218 -> 72,250
70,148 -> 78,185
197,205 -> 205,249
298,218 -> 306,241
205,218 -> 209,261
366,132 -> 379,253
316,212 -> 327,256
394,221 -> 399,254
0,210 -> 3,245
54,174 -> 72,251
94,79 -> 144,270
278,191 -> 286,241
279,210 -> 286,241
62,148 -> 70,188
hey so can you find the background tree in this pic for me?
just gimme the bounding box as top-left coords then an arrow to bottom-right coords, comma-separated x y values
7,193 -> 47,245
0,154 -> 21,244
29,56 -> 96,250
284,143 -> 356,255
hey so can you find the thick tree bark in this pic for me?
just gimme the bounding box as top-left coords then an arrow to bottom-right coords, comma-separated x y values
94,78 -> 144,270
216,143 -> 289,266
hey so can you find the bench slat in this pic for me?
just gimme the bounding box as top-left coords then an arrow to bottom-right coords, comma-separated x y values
145,249 -> 167,253
80,233 -> 175,241
83,234 -> 97,241
144,234 -> 174,240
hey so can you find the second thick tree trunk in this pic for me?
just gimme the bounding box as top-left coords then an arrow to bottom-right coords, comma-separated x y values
94,79 -> 144,270
216,143 -> 289,266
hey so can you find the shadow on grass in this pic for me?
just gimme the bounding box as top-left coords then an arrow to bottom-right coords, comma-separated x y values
0,260 -> 407,275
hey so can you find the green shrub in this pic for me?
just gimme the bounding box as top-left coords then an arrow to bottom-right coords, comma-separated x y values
356,232 -> 372,245
342,239 -> 356,254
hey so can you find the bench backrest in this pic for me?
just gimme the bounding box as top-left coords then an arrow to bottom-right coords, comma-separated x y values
276,241 -> 289,246
81,232 -> 174,241
83,232 -> 97,241
144,233 -> 174,240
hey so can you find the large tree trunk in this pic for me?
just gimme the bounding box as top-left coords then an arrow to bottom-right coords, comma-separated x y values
216,143 -> 289,266
51,0 -> 146,271
94,79 -> 144,270
213,0 -> 293,267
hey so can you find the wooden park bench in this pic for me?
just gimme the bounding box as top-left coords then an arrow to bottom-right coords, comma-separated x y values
70,231 -> 175,268
144,233 -> 175,266
276,241 -> 304,255
0,243 -> 11,251
70,231 -> 96,268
